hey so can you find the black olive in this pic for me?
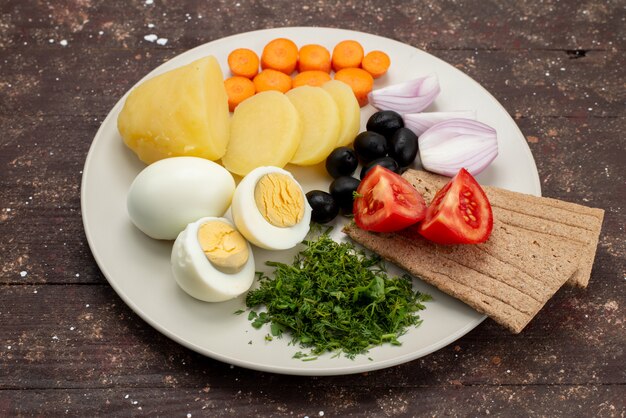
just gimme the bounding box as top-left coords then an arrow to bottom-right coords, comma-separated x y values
329,176 -> 361,214
396,166 -> 410,175
388,127 -> 419,167
353,131 -> 388,164
366,110 -> 404,141
360,156 -> 400,179
325,146 -> 359,178
306,190 -> 339,223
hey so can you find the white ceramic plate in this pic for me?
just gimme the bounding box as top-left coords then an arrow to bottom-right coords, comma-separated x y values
81,27 -> 540,376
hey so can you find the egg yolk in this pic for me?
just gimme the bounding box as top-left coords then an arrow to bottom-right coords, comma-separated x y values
197,221 -> 249,273
254,173 -> 305,227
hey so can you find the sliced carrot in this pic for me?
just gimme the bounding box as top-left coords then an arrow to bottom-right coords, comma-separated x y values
292,70 -> 332,88
224,76 -> 255,112
298,44 -> 331,73
261,38 -> 299,74
331,40 -> 364,72
227,48 -> 260,79
361,50 -> 390,78
334,67 -> 374,107
253,69 -> 292,93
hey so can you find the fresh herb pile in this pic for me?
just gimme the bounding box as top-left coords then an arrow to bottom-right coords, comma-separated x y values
243,233 -> 431,360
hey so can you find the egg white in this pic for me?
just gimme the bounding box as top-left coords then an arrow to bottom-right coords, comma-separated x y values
231,166 -> 312,250
170,217 -> 255,302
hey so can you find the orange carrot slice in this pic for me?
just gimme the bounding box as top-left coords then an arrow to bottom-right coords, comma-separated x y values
331,40 -> 364,72
253,69 -> 292,93
261,38 -> 299,74
298,44 -> 331,73
224,76 -> 255,112
292,70 -> 332,88
361,50 -> 390,78
227,48 -> 260,79
334,67 -> 374,107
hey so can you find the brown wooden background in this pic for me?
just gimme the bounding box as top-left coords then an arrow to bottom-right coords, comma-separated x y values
1,0 -> 624,416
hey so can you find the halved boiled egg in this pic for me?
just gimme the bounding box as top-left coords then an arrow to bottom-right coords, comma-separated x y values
231,166 -> 312,250
171,217 -> 255,302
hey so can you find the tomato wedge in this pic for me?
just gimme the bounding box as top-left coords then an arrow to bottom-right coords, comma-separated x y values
353,165 -> 426,233
418,168 -> 493,244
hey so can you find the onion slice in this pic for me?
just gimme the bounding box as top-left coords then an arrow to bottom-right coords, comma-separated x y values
419,119 -> 498,177
368,74 -> 440,114
403,111 -> 476,137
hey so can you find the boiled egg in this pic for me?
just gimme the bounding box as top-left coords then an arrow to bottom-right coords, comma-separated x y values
231,166 -> 311,250
127,157 -> 235,240
171,217 -> 255,302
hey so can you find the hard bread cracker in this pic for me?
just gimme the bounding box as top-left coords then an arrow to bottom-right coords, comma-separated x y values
343,169 -> 604,333
402,170 -> 604,287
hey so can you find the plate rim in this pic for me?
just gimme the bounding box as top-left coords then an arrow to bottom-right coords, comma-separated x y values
81,26 -> 540,376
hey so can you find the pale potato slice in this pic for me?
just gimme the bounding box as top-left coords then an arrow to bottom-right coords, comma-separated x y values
117,56 -> 230,164
222,91 -> 302,176
286,86 -> 341,166
322,80 -> 361,147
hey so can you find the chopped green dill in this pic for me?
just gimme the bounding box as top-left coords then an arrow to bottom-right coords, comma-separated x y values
245,233 -> 430,360
293,351 -> 318,361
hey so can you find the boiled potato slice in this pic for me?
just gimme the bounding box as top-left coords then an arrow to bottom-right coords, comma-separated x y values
286,86 -> 341,166
222,91 -> 302,176
117,56 -> 229,164
322,80 -> 361,147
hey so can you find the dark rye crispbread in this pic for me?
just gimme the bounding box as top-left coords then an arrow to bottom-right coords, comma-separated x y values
343,169 -> 604,333
401,170 -> 605,288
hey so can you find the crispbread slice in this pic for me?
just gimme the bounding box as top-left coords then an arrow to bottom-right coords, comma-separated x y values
483,189 -> 603,287
402,170 -> 605,287
342,169 -> 604,333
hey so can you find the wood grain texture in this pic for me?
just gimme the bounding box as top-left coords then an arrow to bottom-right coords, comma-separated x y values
0,0 -> 624,416
1,385 -> 625,416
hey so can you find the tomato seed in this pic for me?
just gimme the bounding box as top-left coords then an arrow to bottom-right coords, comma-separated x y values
469,214 -> 477,222
463,215 -> 470,222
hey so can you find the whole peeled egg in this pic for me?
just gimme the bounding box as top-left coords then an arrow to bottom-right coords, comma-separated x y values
231,166 -> 312,250
127,157 -> 235,240
171,217 -> 255,302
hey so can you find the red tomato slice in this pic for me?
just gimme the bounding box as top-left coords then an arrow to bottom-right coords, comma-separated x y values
418,168 -> 493,244
353,165 -> 426,233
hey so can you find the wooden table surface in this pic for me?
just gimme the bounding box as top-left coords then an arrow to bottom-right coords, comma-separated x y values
1,0 -> 624,416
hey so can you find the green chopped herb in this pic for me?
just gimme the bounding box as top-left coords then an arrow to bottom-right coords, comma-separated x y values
245,233 -> 431,359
